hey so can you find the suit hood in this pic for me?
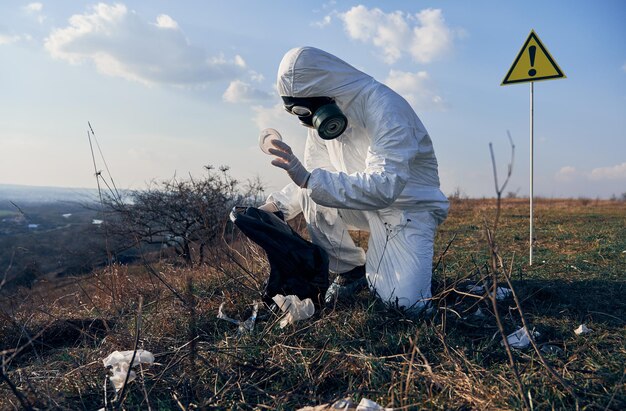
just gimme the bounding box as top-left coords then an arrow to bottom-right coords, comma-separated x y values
276,47 -> 373,103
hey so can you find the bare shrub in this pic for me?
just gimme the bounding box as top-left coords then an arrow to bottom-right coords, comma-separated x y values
102,166 -> 264,265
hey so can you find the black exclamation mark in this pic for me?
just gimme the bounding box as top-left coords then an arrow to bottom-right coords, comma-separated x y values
528,45 -> 537,76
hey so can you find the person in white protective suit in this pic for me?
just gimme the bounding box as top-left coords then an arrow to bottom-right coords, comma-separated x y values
261,46 -> 449,312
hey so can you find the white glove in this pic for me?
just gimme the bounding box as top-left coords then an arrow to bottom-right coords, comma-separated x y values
258,202 -> 279,213
268,140 -> 311,188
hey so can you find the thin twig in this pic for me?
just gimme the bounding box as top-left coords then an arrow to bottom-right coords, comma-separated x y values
485,253 -> 529,410
486,133 -> 529,409
141,260 -> 186,305
187,275 -> 198,404
138,361 -> 152,411
502,272 -> 580,401
0,250 -> 15,290
116,296 -> 143,408
88,122 -> 121,202
432,233 -> 457,274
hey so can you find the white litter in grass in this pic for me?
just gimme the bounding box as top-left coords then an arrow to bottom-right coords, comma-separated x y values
272,294 -> 315,328
355,398 -> 392,410
574,324 -> 592,335
297,397 -> 392,411
467,284 -> 512,300
103,350 -> 154,391
503,327 -> 540,350
217,302 -> 259,335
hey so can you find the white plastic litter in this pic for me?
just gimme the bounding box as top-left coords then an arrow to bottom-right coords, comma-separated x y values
217,302 -> 259,335
503,327 -> 539,349
259,128 -> 282,154
296,397 -> 392,411
356,398 -> 391,410
467,284 -> 512,300
272,294 -> 315,328
574,324 -> 592,335
103,350 -> 154,391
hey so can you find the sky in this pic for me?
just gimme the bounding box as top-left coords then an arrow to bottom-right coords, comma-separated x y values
1,0 -> 625,199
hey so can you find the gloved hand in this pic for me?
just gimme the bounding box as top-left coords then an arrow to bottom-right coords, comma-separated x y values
258,202 -> 279,213
268,140 -> 311,188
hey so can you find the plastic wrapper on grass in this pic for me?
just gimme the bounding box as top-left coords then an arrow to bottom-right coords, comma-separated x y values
272,294 -> 315,328
466,284 -> 512,300
217,302 -> 259,336
297,397 -> 392,410
503,327 -> 540,350
103,350 -> 154,391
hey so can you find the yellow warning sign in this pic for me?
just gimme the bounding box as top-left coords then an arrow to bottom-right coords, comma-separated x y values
501,30 -> 565,85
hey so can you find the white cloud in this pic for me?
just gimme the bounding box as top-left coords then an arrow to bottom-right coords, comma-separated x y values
410,9 -> 454,64
25,2 -> 43,12
223,80 -> 273,103
249,71 -> 265,82
555,166 -> 578,182
44,3 -> 245,86
622,62 -> 626,72
24,2 -> 46,23
590,163 -> 626,180
339,5 -> 456,64
384,70 -> 445,111
155,14 -> 178,30
234,55 -> 246,68
555,163 -> 626,183
0,34 -> 21,45
312,15 -> 332,28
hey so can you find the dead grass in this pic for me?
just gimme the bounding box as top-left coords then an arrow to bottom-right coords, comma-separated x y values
0,199 -> 624,410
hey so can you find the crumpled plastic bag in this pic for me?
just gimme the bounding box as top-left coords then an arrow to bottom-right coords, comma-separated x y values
574,324 -> 592,335
503,327 -> 540,349
272,294 -> 315,328
103,350 -> 154,391
297,397 -> 392,411
467,284 -> 512,300
217,302 -> 259,336
355,398 -> 391,411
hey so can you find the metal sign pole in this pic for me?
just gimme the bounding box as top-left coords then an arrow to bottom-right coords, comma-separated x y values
501,30 -> 565,266
529,81 -> 534,265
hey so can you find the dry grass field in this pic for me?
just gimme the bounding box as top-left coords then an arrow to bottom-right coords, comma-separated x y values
1,198 -> 624,410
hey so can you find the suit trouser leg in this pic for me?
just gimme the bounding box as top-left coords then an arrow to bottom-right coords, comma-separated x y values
299,190 -> 437,309
365,209 -> 437,310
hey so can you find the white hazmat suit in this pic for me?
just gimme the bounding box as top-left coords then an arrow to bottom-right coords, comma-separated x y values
267,47 -> 449,311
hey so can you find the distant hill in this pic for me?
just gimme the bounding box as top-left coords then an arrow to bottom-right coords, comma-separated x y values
0,183 -> 100,204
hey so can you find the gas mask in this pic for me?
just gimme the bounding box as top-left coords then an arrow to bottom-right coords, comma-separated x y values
282,96 -> 348,140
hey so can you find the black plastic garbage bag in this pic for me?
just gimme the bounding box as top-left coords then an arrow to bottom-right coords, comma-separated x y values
231,207 -> 329,308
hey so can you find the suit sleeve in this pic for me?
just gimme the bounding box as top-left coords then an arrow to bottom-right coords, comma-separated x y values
307,109 -> 423,210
